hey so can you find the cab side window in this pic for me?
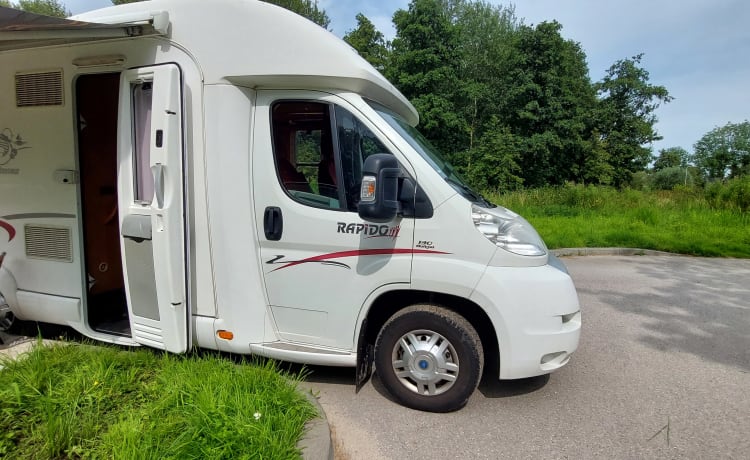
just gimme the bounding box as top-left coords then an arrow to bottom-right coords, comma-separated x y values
333,105 -> 390,211
272,101 -> 339,209
271,100 -> 392,211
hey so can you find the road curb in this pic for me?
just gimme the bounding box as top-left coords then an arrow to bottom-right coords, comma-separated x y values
298,390 -> 334,460
552,247 -> 684,257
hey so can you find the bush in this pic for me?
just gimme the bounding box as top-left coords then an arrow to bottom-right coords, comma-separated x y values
651,166 -> 694,190
705,176 -> 750,212
630,171 -> 650,190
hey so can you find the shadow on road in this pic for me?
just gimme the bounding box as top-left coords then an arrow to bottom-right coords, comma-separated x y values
576,256 -> 750,372
0,320 -> 80,350
478,374 -> 550,398
295,363 -> 355,385
299,361 -> 551,404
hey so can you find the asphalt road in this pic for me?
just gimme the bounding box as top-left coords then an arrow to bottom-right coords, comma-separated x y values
304,255 -> 750,459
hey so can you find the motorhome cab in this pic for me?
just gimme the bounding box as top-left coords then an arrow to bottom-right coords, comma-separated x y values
0,0 -> 581,412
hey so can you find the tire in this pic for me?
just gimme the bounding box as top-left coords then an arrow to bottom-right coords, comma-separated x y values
374,304 -> 484,412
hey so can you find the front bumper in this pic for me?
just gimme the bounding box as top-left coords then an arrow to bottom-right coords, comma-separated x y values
470,255 -> 582,379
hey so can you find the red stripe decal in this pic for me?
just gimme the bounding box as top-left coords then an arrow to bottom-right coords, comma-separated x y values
0,220 -> 16,242
271,248 -> 449,272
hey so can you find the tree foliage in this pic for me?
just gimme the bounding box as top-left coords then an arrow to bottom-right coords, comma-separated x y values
343,13 -> 389,71
452,0 -> 517,152
653,146 -> 689,171
651,166 -> 694,190
14,0 -> 69,17
385,1 -> 625,191
466,117 -> 523,191
388,0 -> 465,157
501,21 -> 599,187
594,54 -> 672,186
692,121 -> 750,181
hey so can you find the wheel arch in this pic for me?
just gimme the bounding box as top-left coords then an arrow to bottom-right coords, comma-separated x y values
357,289 -> 500,379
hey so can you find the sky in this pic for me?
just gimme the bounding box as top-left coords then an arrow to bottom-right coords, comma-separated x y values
64,0 -> 750,155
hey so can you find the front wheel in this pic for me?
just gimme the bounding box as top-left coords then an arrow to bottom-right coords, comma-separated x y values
374,304 -> 484,412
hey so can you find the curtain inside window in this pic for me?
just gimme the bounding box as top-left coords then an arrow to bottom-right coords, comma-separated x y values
132,82 -> 153,204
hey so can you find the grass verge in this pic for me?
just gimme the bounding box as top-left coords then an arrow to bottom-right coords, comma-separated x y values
0,342 -> 317,459
486,185 -> 750,258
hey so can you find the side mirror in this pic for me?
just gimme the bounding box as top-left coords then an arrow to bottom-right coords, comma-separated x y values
358,154 -> 401,223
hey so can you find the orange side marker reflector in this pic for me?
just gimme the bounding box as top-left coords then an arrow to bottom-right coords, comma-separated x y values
217,330 -> 234,340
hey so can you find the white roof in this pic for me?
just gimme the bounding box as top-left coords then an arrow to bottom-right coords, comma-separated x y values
72,0 -> 418,125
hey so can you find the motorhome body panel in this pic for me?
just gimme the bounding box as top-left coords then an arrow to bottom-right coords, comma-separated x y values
202,83 -> 270,350
0,59 -> 82,300
0,36 -> 216,337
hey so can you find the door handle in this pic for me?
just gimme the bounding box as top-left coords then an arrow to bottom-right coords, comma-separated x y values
153,163 -> 165,209
264,206 -> 283,241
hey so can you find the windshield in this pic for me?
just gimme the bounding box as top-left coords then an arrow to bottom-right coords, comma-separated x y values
370,102 -> 494,207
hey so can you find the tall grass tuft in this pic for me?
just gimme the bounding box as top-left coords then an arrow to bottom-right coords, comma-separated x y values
0,342 -> 317,459
486,183 -> 749,258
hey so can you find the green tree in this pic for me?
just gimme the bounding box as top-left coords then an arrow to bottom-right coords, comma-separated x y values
1,0 -> 12,7
466,118 -> 523,192
452,1 -> 518,153
501,21 -> 599,187
386,1 -> 613,190
388,0 -> 466,157
595,54 -> 672,186
16,0 -> 69,17
343,13 -> 389,72
653,146 -> 688,171
693,121 -> 750,181
579,131 -> 614,185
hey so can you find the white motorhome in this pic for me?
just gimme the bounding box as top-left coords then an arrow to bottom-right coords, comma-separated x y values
0,0 -> 581,412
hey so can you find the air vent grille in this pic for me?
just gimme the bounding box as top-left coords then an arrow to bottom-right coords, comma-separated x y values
24,225 -> 73,262
15,70 -> 64,107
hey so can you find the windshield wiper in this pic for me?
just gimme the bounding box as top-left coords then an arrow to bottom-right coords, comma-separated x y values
445,178 -> 494,208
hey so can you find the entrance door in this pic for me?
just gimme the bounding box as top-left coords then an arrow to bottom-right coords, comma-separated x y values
117,64 -> 188,352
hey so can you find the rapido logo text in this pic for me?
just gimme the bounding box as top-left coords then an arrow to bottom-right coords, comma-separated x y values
337,222 -> 400,239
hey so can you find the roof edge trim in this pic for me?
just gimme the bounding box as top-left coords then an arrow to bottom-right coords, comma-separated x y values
69,10 -> 170,35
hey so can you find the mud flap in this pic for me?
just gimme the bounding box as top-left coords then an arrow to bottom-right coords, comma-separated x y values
355,318 -> 373,393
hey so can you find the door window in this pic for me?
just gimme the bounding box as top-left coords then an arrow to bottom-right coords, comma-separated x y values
271,100 -> 391,211
132,82 -> 154,204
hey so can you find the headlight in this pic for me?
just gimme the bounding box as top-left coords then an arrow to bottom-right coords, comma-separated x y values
471,205 -> 547,256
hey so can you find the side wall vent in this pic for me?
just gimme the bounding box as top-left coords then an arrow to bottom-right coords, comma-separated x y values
15,70 -> 64,107
25,225 -> 73,262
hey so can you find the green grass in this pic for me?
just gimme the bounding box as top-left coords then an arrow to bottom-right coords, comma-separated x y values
486,185 -> 750,258
0,342 -> 317,459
